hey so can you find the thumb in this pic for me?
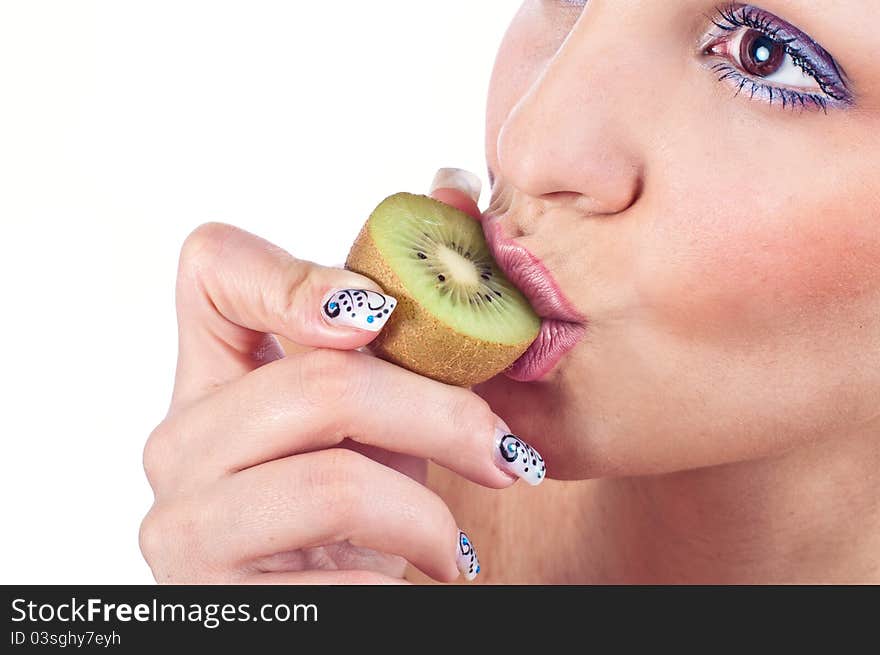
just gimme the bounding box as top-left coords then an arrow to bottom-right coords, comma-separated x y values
428,168 -> 483,220
172,222 -> 393,404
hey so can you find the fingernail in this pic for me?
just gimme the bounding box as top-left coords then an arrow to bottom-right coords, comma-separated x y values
430,168 -> 482,205
493,427 -> 546,486
321,289 -> 397,333
456,530 -> 480,581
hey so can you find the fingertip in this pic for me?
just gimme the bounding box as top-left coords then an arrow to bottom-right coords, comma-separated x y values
442,560 -> 464,585
317,287 -> 398,341
430,168 -> 482,201
430,187 -> 483,221
455,529 -> 481,583
490,468 -> 520,489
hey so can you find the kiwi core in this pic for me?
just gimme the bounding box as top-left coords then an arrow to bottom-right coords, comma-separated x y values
436,245 -> 481,287
346,193 -> 541,386
366,193 -> 540,346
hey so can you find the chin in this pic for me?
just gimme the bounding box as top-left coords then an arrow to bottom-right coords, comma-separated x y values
474,360 -> 605,481
473,362 -> 721,482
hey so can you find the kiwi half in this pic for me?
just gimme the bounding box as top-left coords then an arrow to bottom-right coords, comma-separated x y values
345,192 -> 540,387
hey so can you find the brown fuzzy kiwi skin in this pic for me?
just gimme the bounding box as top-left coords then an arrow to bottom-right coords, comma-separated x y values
344,218 -> 535,388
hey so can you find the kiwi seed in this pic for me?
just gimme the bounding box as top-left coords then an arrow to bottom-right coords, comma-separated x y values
345,192 -> 541,387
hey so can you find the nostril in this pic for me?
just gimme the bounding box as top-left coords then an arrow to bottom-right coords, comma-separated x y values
573,170 -> 643,218
493,55 -> 645,218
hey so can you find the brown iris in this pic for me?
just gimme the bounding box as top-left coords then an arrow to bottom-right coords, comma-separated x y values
740,29 -> 785,77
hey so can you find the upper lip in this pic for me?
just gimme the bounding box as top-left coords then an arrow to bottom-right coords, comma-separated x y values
483,215 -> 585,325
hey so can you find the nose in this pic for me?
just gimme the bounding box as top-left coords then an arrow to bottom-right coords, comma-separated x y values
496,9 -> 644,215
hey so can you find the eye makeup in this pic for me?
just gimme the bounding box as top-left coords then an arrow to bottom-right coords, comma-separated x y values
703,3 -> 854,112
550,1 -> 854,112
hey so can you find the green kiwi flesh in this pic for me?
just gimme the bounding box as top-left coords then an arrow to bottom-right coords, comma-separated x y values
345,192 -> 541,386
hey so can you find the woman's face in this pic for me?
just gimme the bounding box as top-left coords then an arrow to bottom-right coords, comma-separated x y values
476,0 -> 880,479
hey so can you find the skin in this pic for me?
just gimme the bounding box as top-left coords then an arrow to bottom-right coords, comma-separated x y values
142,0 -> 880,584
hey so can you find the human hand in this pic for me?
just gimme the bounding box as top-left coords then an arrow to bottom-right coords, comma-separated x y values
139,175 -> 544,584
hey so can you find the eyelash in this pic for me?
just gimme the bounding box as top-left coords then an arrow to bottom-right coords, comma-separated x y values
706,4 -> 850,113
555,2 -> 851,113
709,64 -> 828,112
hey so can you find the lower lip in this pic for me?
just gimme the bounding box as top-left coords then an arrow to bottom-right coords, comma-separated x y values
504,319 -> 587,382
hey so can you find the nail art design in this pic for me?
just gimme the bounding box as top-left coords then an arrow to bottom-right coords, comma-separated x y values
456,530 -> 480,581
321,289 -> 397,332
494,427 -> 546,486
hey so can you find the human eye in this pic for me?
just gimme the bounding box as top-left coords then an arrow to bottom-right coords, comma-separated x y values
703,3 -> 853,112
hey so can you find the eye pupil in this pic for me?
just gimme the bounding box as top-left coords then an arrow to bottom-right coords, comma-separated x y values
740,29 -> 785,77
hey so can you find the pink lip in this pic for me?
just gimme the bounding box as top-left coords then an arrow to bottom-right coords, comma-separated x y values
483,217 -> 587,382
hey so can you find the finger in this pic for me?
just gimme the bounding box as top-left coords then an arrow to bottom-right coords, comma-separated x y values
152,348 -> 543,493
429,167 -> 483,219
173,222 -> 397,404
175,449 -> 467,583
242,571 -> 410,585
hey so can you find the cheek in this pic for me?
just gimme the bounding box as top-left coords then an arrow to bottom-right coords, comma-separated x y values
638,149 -> 880,336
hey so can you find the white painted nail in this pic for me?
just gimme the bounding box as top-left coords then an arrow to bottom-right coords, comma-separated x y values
321,289 -> 397,333
430,168 -> 483,205
493,427 -> 546,486
456,530 -> 480,581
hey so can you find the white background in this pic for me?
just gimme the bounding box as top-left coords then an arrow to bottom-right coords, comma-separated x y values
0,0 -> 520,583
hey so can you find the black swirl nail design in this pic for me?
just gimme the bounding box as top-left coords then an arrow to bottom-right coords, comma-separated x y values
493,428 -> 546,486
321,289 -> 397,332
456,530 -> 480,581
